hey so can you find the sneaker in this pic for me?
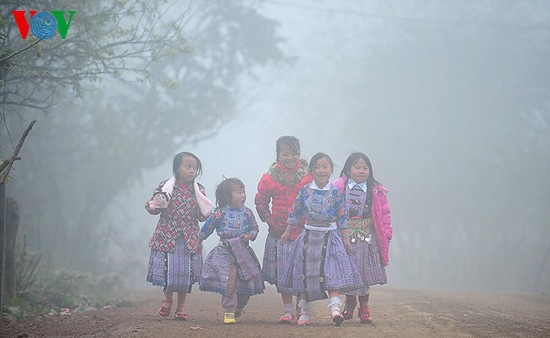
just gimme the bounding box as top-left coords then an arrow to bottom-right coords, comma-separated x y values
235,309 -> 242,318
224,312 -> 236,324
358,306 -> 372,324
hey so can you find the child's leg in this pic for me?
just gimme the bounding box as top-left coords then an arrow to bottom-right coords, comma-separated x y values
328,290 -> 344,326
173,292 -> 188,320
278,293 -> 294,323
343,294 -> 357,320
297,294 -> 312,326
175,292 -> 187,312
222,293 -> 238,312
281,293 -> 293,308
222,293 -> 238,324
159,291 -> 173,317
358,290 -> 372,323
236,293 -> 250,317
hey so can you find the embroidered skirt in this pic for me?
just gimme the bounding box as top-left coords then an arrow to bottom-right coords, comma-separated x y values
146,235 -> 202,293
262,233 -> 295,294
346,229 -> 387,295
200,244 -> 264,296
281,229 -> 362,302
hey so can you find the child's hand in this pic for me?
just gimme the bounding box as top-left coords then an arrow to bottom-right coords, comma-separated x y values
240,234 -> 254,241
155,199 -> 169,209
147,200 -> 163,210
280,229 -> 291,244
194,240 -> 203,253
343,238 -> 354,255
152,193 -> 169,209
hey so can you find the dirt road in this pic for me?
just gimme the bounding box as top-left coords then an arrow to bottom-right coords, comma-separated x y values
2,286 -> 549,337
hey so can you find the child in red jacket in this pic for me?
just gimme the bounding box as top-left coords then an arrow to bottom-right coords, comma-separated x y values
255,136 -> 312,323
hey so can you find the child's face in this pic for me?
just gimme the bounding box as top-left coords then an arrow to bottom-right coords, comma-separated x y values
230,185 -> 246,208
348,158 -> 370,184
177,155 -> 198,183
278,144 -> 300,169
312,157 -> 333,188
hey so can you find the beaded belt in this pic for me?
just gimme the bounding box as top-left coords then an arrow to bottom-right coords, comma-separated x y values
348,217 -> 373,243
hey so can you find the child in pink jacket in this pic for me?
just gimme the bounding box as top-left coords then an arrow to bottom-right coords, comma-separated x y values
332,152 -> 392,324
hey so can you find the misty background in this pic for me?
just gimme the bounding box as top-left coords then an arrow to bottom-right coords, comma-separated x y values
2,0 -> 549,296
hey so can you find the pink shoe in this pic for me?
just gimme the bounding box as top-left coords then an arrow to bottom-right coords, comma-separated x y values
175,311 -> 187,321
278,312 -> 293,324
358,306 -> 372,324
158,300 -> 172,317
342,296 -> 357,320
297,314 -> 310,326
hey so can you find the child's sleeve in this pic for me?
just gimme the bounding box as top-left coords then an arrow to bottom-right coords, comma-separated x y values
379,191 -> 392,240
246,208 -> 259,240
145,181 -> 165,215
287,186 -> 306,225
254,174 -> 273,223
335,189 -> 348,229
196,184 -> 209,222
199,209 -> 222,241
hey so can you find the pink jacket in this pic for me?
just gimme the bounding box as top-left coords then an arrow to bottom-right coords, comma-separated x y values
333,176 -> 393,266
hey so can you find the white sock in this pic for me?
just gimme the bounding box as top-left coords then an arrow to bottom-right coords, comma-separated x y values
298,299 -> 311,315
327,296 -> 342,312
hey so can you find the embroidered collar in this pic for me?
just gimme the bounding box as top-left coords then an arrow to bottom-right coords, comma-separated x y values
347,179 -> 367,192
268,159 -> 308,186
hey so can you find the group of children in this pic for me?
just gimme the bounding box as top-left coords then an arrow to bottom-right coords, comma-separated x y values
145,136 -> 393,326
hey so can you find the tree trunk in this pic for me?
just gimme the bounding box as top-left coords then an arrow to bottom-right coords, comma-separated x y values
4,198 -> 19,299
0,182 -> 6,307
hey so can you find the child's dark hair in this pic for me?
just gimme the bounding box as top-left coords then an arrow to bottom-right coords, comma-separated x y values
340,152 -> 378,198
276,136 -> 300,161
309,152 -> 334,173
172,151 -> 202,179
215,178 -> 245,208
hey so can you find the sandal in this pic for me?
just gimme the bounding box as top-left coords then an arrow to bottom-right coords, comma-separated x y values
297,314 -> 310,326
331,309 -> 344,326
158,299 -> 172,317
278,312 -> 293,324
358,306 -> 372,324
175,311 -> 187,321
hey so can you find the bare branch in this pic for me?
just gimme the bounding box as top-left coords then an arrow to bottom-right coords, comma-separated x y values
0,119 -> 36,183
0,39 -> 43,63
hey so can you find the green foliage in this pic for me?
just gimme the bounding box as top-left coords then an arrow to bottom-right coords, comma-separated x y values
1,0 -> 286,276
0,0 -> 194,113
4,269 -> 131,320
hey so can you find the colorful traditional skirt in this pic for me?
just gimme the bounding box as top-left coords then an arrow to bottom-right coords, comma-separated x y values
200,243 -> 264,296
262,233 -> 296,294
146,235 -> 202,293
346,227 -> 387,295
281,229 -> 362,302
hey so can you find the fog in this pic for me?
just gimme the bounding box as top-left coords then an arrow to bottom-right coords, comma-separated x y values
4,1 -> 550,294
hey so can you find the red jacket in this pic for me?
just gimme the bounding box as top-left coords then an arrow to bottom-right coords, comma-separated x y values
255,160 -> 312,240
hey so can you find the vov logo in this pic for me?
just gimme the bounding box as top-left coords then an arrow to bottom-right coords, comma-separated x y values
12,10 -> 76,40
